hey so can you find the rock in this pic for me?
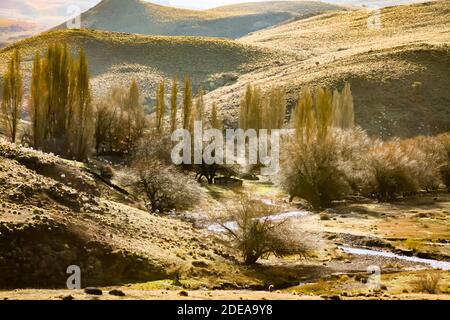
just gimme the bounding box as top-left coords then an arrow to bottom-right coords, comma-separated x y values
84,287 -> 103,295
61,295 -> 75,300
321,295 -> 341,300
380,285 -> 388,290
192,260 -> 209,268
178,290 -> 189,297
109,289 -> 125,297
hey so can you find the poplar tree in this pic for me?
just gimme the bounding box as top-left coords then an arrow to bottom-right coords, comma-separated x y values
332,82 -> 355,129
210,101 -> 222,130
29,52 -> 45,148
155,80 -> 166,133
239,84 -> 263,130
126,79 -> 145,154
292,87 -> 314,144
182,75 -> 193,132
340,82 -> 355,129
1,49 -> 23,142
268,87 -> 286,130
71,48 -> 94,160
314,87 -> 333,142
195,87 -> 205,125
170,76 -> 178,133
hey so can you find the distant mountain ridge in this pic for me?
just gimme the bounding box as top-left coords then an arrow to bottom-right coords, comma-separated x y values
55,0 -> 345,38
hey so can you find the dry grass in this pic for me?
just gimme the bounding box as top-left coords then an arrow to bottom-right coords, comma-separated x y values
412,273 -> 443,294
208,0 -> 450,138
0,28 -> 292,104
55,0 -> 343,39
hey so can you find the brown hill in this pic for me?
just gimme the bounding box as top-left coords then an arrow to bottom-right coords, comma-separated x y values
206,0 -> 450,138
55,0 -> 344,39
0,28 -> 293,106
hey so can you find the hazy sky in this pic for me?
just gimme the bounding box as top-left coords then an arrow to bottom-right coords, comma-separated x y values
0,0 -> 434,27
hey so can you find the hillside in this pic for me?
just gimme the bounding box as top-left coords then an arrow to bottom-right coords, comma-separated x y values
54,0 -> 345,39
0,28 -> 293,105
205,0 -> 450,138
0,138 -> 246,288
0,19 -> 39,48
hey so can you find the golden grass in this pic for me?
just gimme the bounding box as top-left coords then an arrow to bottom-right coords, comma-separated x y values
64,0 -> 343,40
205,1 -> 450,138
0,28 -> 290,101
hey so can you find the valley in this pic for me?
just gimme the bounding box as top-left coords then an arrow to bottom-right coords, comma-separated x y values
0,0 -> 449,301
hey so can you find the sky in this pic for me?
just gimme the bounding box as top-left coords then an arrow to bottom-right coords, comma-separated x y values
0,0 -> 433,28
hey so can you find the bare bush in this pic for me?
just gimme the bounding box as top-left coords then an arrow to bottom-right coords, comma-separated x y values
413,273 -> 442,294
94,81 -> 146,156
366,141 -> 421,201
130,158 -> 202,213
215,195 -> 308,264
281,137 -> 349,208
280,128 -> 372,209
281,85 -> 366,209
399,136 -> 443,191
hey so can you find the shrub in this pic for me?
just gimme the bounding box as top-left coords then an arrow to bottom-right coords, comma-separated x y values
215,195 -> 307,264
281,84 -> 365,209
130,158 -> 202,213
94,82 -> 146,156
399,136 -> 443,191
281,131 -> 356,209
413,273 -> 442,294
365,141 -> 420,201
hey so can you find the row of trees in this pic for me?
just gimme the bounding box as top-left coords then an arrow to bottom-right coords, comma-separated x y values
281,83 -> 450,208
239,84 -> 286,131
0,45 -> 95,160
29,44 -> 93,160
154,76 -> 222,135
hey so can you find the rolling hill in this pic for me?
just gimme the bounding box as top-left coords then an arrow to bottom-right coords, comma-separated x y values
0,1 -> 448,138
0,28 -> 294,106
54,0 -> 345,39
0,19 -> 39,48
204,0 -> 450,138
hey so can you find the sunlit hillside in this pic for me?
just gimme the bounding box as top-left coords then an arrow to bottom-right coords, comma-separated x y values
54,0 -> 345,38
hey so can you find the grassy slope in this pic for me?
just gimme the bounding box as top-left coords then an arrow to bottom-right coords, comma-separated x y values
0,138 -> 245,288
208,0 -> 450,138
55,0 -> 344,39
0,28 -> 292,104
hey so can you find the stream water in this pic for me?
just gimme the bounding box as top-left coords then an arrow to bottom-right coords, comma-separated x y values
207,210 -> 310,233
339,246 -> 450,270
207,209 -> 450,270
